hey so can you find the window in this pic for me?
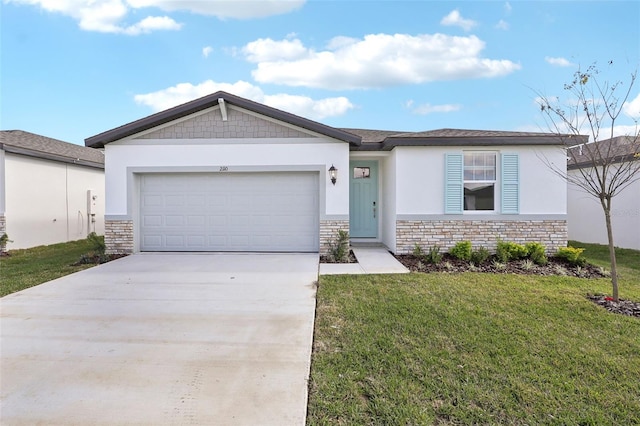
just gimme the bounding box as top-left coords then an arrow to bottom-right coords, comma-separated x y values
444,152 -> 519,215
463,152 -> 496,211
353,167 -> 370,179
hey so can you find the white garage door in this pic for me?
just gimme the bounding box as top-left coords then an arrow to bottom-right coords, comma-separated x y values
140,172 -> 319,252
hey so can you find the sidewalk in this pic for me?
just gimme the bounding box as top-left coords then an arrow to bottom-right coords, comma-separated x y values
319,246 -> 409,275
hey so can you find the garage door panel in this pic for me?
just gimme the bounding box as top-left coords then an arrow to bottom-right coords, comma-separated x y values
143,215 -> 163,227
186,235 -> 206,248
140,172 -> 318,252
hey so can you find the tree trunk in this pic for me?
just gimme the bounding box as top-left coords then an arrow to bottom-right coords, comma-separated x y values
603,206 -> 619,301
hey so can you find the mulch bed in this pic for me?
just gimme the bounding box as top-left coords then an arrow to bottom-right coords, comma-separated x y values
320,250 -> 357,264
72,253 -> 128,266
395,254 -> 606,279
587,294 -> 640,318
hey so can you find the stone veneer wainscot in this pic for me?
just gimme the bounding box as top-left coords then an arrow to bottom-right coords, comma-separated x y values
0,215 -> 6,253
105,219 -> 134,254
320,219 -> 349,256
395,219 -> 567,255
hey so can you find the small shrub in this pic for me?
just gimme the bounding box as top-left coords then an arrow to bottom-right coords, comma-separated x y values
412,243 -> 426,258
326,230 -> 350,263
521,259 -> 535,271
553,264 -> 569,276
598,266 -> 611,277
470,246 -> 491,265
449,241 -> 472,262
496,240 -> 528,263
492,260 -> 507,271
426,246 -> 443,265
87,232 -> 106,254
0,233 -> 12,251
525,242 -> 548,265
443,261 -> 454,271
556,246 -> 586,266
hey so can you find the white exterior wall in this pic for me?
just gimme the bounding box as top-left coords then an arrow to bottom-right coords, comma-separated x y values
568,168 -> 640,250
393,145 -> 566,215
4,153 -> 105,249
380,152 -> 397,252
105,138 -> 349,219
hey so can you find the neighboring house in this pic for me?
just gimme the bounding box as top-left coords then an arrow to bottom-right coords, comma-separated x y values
567,136 -> 640,250
85,91 -> 568,255
0,130 -> 105,250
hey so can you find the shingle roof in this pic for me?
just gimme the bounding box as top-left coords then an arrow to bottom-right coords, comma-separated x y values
0,130 -> 104,169
85,91 -> 362,148
344,128 -> 573,151
340,128 -> 409,143
84,91 -> 575,151
568,136 -> 640,169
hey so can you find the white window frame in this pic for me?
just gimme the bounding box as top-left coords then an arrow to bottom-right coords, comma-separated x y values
463,151 -> 497,212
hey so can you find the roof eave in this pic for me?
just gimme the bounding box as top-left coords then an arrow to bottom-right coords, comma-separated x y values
382,136 -> 568,149
3,145 -> 105,169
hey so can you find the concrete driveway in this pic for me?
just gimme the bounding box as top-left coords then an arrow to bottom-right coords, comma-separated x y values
1,253 -> 319,425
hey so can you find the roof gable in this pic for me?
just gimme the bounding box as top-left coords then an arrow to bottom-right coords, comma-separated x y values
138,105 -> 316,140
85,91 -> 361,147
0,130 -> 104,169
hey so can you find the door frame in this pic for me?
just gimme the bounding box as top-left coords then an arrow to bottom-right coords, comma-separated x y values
349,160 -> 379,239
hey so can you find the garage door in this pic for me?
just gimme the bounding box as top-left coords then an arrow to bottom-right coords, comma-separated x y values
140,172 -> 319,252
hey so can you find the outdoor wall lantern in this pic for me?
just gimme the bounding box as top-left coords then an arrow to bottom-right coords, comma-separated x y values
328,164 -> 338,185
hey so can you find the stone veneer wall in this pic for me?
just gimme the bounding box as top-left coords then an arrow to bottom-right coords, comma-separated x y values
105,219 -> 134,254
320,219 -> 349,256
0,215 -> 6,253
396,219 -> 567,255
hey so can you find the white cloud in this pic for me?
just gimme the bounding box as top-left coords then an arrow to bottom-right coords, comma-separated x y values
122,15 -> 181,35
545,56 -> 574,67
126,0 -> 305,19
408,102 -> 462,115
243,34 -> 520,90
440,9 -> 477,32
133,80 -> 354,120
495,19 -> 509,30
202,46 -> 213,58
504,2 -> 512,14
5,0 -> 304,34
242,38 -> 308,62
623,92 -> 640,120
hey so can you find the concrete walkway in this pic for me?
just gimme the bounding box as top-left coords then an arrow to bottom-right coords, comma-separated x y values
1,253 -> 318,426
319,246 -> 409,275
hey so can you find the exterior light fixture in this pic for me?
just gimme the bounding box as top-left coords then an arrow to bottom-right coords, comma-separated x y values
328,164 -> 338,185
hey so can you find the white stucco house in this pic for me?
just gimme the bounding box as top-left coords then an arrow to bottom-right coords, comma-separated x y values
0,130 -> 105,250
567,136 -> 640,250
85,92 -> 569,255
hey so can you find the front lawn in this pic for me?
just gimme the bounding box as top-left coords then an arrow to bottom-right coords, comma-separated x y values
307,246 -> 640,424
0,239 -> 100,297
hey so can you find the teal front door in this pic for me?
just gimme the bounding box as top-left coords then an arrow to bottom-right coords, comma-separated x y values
349,160 -> 378,238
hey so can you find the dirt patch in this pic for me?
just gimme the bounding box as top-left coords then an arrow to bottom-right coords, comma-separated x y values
395,253 -> 606,279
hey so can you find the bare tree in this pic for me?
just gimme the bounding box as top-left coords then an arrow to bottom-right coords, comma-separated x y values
536,62 -> 640,301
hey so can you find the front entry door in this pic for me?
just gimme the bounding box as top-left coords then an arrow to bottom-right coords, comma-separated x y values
349,160 -> 378,238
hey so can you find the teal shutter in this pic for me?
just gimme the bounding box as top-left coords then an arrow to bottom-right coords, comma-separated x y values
445,154 -> 463,214
501,153 -> 519,214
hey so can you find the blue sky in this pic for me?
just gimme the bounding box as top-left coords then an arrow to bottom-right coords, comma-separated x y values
1,0 -> 639,146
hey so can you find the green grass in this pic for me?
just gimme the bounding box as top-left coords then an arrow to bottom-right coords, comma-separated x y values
569,240 -> 640,290
308,245 -> 640,425
0,239 -> 99,297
